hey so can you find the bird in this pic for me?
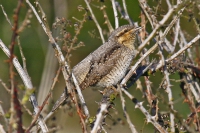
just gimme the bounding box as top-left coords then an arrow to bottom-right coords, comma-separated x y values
52,25 -> 141,112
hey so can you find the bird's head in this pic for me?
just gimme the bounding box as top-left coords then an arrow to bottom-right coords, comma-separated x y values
109,25 -> 141,49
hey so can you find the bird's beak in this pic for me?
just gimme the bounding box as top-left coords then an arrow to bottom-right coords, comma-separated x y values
134,27 -> 142,32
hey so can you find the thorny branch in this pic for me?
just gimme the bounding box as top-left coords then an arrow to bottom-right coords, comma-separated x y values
25,0 -> 89,132
9,0 -> 23,132
1,1 -> 48,131
0,40 -> 48,132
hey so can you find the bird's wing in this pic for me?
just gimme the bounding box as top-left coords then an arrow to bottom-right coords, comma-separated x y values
73,41 -> 123,89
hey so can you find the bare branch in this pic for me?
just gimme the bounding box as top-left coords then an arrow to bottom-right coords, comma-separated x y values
84,0 -> 105,43
0,39 -> 48,132
111,0 -> 119,28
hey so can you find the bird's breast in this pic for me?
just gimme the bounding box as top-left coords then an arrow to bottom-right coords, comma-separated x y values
96,48 -> 136,87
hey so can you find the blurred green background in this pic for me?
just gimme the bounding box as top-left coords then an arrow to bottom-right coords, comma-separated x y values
0,0 -> 196,132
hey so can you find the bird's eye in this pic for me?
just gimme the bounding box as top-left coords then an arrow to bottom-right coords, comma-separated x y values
124,29 -> 128,32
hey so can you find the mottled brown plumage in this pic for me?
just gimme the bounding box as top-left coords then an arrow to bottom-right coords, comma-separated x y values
52,25 -> 141,112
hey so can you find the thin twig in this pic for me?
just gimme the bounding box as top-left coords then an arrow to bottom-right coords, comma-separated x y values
91,104 -> 107,133
0,78 -> 32,116
0,103 -> 8,131
42,67 -> 61,123
17,36 -> 28,74
158,48 -> 175,132
120,86 -> 167,133
122,0 -> 132,25
72,73 -> 89,118
101,5 -> 114,33
166,34 -> 200,62
91,87 -> 117,133
9,0 -> 24,131
118,85 -> 138,133
1,2 -> 48,132
0,39 -> 48,132
26,0 -> 88,131
18,9 -> 32,33
25,92 -> 51,133
84,0 -> 105,43
148,33 -> 200,73
138,0 -> 190,51
111,0 -> 119,28
0,5 -> 13,27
